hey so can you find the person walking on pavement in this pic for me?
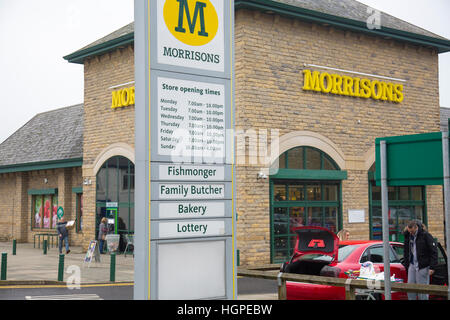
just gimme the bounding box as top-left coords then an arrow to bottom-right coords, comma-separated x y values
56,217 -> 70,254
98,217 -> 108,254
402,220 -> 438,300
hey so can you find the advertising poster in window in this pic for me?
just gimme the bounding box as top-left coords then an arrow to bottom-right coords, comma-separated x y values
43,195 -> 51,228
34,197 -> 42,228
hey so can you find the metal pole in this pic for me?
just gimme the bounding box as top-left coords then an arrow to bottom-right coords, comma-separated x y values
1,253 -> 7,280
380,140 -> 392,300
110,253 -> 116,282
12,239 -> 16,256
43,239 -> 47,255
441,131 -> 450,300
58,254 -> 65,282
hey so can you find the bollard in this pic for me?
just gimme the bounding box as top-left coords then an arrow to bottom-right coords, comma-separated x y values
12,239 -> 16,256
1,253 -> 7,280
110,253 -> 116,282
58,254 -> 65,282
43,239 -> 48,255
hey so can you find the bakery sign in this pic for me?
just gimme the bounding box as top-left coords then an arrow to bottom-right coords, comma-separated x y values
302,69 -> 404,103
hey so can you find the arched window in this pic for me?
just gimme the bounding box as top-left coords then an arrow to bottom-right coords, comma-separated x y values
96,156 -> 134,251
368,164 -> 426,242
270,147 -> 343,263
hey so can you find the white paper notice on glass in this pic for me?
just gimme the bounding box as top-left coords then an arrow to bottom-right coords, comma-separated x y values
348,209 -> 365,223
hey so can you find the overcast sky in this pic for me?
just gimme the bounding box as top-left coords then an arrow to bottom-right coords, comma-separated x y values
0,0 -> 449,144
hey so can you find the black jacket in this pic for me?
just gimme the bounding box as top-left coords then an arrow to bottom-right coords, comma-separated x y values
56,221 -> 68,238
402,224 -> 438,271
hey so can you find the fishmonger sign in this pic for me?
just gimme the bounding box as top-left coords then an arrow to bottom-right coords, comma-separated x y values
134,0 -> 235,300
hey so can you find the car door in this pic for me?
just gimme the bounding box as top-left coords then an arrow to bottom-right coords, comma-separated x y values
359,245 -> 407,282
430,242 -> 448,286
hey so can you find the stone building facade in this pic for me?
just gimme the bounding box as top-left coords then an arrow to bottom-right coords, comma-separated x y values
1,0 -> 450,266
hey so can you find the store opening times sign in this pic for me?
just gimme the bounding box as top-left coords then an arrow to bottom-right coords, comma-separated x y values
157,76 -> 226,159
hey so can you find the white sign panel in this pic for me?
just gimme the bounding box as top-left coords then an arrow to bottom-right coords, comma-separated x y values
158,183 -> 225,200
159,201 -> 225,219
159,164 -> 225,181
157,76 -> 225,158
159,220 -> 226,238
157,0 -> 225,72
158,241 -> 226,299
348,209 -> 366,223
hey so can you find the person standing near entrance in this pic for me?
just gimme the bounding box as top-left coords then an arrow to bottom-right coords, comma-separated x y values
98,217 -> 108,254
56,217 -> 70,254
402,220 -> 438,300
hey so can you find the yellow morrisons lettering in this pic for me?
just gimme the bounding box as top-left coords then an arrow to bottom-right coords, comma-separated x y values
111,87 -> 135,109
302,70 -> 404,103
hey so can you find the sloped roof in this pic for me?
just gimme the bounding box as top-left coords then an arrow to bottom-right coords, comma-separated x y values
64,0 -> 450,64
271,0 -> 447,40
0,104 -> 83,168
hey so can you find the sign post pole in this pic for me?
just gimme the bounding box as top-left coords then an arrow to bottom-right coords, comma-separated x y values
134,0 -> 235,300
380,140 -> 392,300
441,131 -> 450,300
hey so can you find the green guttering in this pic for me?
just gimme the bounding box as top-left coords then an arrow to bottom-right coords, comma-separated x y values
236,0 -> 450,53
63,32 -> 134,64
63,0 -> 450,65
0,158 -> 83,174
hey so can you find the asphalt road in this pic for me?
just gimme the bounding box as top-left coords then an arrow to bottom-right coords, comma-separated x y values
0,277 -> 277,300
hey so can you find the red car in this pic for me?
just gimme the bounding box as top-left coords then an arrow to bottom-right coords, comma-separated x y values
280,226 -> 448,300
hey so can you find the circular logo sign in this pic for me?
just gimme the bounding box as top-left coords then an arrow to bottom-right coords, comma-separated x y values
57,206 -> 64,219
163,0 -> 219,46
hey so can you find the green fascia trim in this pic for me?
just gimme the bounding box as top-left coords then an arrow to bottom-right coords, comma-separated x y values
235,0 -> 450,53
63,33 -> 134,64
28,188 -> 58,195
72,187 -> 83,194
0,158 -> 83,174
270,168 -> 347,180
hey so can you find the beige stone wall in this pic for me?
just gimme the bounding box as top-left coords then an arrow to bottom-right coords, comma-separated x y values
234,9 -> 441,265
81,45 -> 135,249
0,167 -> 82,244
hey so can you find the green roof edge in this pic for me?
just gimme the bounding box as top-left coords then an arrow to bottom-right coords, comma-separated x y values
64,0 -> 450,65
0,158 -> 83,174
64,32 -> 135,64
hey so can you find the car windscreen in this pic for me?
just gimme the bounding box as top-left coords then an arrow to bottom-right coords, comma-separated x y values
297,245 -> 358,263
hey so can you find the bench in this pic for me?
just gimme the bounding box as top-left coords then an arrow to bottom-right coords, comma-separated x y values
34,233 -> 59,249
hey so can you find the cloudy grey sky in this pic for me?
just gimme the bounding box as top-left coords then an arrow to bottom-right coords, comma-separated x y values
0,0 -> 449,144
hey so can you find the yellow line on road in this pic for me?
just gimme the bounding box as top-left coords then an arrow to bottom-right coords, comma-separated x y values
0,282 -> 134,289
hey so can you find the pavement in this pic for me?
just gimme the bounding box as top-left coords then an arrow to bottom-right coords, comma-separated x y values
0,241 -> 277,300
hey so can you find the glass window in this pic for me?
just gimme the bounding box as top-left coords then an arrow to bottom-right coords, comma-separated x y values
323,185 -> 337,201
307,207 -> 322,226
323,156 -> 336,170
32,194 -> 58,230
278,152 -> 286,169
399,187 -> 409,200
324,207 -> 338,234
287,147 -> 303,169
289,207 -> 305,232
96,156 -> 135,250
76,193 -> 83,233
289,185 -> 304,201
370,181 -> 426,242
274,185 -> 287,201
392,245 -> 404,263
411,187 -> 422,200
274,207 -> 288,235
306,148 -> 321,170
307,185 -> 321,200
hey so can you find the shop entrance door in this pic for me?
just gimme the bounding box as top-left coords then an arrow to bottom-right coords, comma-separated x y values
270,179 -> 341,263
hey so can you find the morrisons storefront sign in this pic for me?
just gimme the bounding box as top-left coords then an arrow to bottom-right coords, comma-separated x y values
302,69 -> 404,103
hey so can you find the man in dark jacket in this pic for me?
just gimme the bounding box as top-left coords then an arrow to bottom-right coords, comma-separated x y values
57,217 -> 70,254
402,220 -> 437,300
